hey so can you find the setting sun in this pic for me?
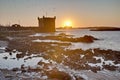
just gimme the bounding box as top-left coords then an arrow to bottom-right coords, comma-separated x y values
63,21 -> 72,28
65,21 -> 71,26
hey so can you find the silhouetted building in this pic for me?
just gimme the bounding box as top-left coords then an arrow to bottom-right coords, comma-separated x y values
38,16 -> 56,32
12,24 -> 21,27
0,16 -> 56,32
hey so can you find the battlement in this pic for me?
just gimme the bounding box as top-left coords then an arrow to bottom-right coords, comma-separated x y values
38,16 -> 56,32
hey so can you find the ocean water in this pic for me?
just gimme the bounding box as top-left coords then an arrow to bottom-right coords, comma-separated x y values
56,29 -> 120,51
31,29 -> 120,51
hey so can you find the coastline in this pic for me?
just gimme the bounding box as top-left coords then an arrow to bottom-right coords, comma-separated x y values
0,30 -> 120,80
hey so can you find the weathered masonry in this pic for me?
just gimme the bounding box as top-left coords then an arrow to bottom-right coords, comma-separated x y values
38,16 -> 56,32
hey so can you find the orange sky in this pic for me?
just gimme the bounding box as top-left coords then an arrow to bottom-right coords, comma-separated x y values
0,0 -> 120,27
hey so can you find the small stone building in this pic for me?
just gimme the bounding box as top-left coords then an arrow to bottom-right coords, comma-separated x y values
38,16 -> 56,32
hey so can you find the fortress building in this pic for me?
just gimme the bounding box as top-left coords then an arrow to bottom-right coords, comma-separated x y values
0,16 -> 56,32
38,16 -> 56,32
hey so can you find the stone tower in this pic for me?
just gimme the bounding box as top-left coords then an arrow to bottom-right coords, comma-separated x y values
38,16 -> 56,32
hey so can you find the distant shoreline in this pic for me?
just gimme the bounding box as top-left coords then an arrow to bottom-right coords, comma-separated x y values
57,27 -> 120,31
89,27 -> 120,31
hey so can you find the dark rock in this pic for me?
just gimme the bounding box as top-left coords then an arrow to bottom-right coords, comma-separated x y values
103,65 -> 117,71
28,67 -> 41,72
10,58 -> 16,59
91,67 -> 101,73
5,48 -> 12,52
114,61 -> 120,64
21,64 -> 27,73
24,56 -> 32,60
16,53 -> 24,59
46,69 -> 71,80
5,75 -> 13,79
37,61 -> 46,65
21,69 -> 27,73
58,33 -> 68,37
3,56 -> 8,59
12,68 -> 19,71
21,64 -> 25,70
75,76 -> 85,80
9,52 -> 12,56
36,35 -> 98,43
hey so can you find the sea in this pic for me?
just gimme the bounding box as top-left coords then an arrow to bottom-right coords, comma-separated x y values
56,29 -> 120,51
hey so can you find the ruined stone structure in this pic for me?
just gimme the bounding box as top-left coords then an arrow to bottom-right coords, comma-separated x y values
38,16 -> 56,32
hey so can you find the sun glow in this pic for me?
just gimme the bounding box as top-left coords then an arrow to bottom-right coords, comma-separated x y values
63,21 -> 72,28
65,21 -> 71,26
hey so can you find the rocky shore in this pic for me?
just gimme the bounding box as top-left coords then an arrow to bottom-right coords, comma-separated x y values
0,31 -> 120,80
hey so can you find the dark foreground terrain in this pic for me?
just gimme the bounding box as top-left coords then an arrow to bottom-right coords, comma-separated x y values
0,31 -> 120,80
